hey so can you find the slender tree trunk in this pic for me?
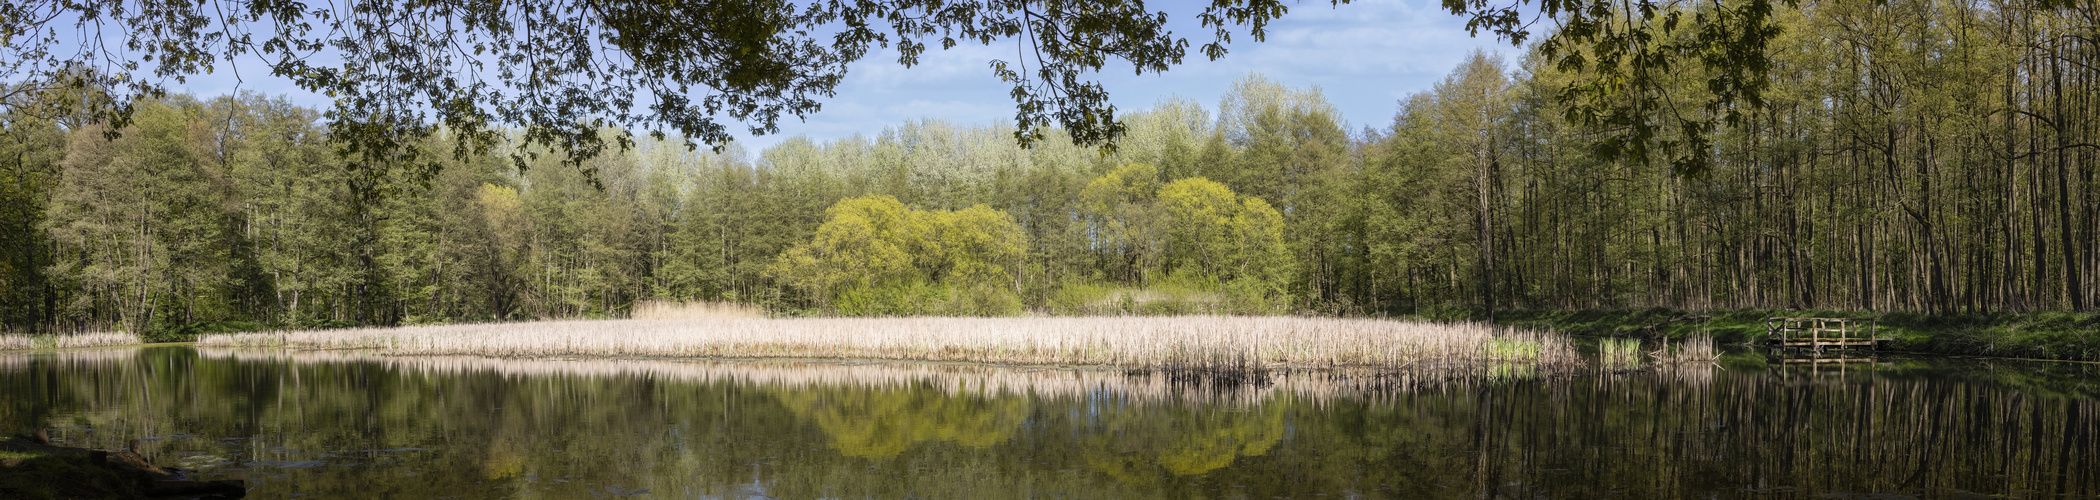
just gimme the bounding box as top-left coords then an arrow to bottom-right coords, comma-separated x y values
1477,145 -> 1496,324
2051,40 -> 2084,311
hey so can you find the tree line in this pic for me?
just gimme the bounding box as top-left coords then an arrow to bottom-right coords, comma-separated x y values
0,0 -> 2093,333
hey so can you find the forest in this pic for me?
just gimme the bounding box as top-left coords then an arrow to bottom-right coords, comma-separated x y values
0,0 -> 2094,335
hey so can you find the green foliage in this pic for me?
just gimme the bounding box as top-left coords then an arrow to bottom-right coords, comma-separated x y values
1443,0 -> 1789,176
1080,163 -> 1164,283
926,205 -> 1029,287
2,0 -> 1320,178
145,320 -> 277,343
1598,338 -> 1643,369
1048,280 -> 1115,315
1485,338 -> 1545,362
772,195 -> 1025,315
828,281 -> 1024,317
1152,177 -> 1295,302
0,97 -> 65,331
773,195 -> 928,295
657,144 -> 807,308
1040,273 -> 1283,316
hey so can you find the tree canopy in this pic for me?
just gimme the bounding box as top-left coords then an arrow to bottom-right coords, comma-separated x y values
4,0 -> 2022,177
769,195 -> 1027,314
1443,0 -> 2088,175
0,0 -> 1326,175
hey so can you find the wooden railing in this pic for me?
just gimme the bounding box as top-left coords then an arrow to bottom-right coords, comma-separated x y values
1765,317 -> 1884,349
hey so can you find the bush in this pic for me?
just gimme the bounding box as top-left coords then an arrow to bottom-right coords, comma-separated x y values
144,320 -> 276,343
829,281 -> 1023,317
1049,281 -> 1113,315
950,285 -> 1023,317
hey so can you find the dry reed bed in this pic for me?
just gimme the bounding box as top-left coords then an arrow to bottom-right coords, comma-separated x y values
197,316 -> 1582,372
195,348 -> 1504,405
0,332 -> 143,351
1650,334 -> 1720,367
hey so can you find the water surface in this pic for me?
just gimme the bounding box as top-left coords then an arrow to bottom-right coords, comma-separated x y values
3,346 -> 2096,498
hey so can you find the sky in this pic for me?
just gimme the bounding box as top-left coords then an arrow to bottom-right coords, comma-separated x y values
165,0 -> 1518,153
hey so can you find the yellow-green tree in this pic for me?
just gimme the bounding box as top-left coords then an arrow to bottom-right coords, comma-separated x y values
770,195 -> 1025,313
1159,178 -> 1239,278
1230,197 -> 1293,298
1156,178 -> 1293,295
924,204 -> 1027,289
771,196 -> 925,300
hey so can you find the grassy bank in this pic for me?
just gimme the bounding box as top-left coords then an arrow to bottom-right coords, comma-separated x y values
1424,308 -> 2100,362
198,316 -> 1581,373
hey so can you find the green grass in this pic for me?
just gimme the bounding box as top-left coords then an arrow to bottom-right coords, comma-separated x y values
1599,338 -> 1642,369
1483,338 -> 1543,361
1042,272 -> 1288,316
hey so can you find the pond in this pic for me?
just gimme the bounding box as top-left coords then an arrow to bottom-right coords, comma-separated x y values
3,345 -> 2097,498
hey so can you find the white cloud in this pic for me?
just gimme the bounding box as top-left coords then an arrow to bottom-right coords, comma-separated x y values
743,0 -> 1520,150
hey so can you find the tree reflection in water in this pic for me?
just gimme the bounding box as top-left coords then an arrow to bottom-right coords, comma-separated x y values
1,346 -> 2095,498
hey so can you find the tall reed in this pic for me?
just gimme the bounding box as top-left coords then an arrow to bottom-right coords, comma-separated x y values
1650,333 -> 1720,366
1600,338 -> 1643,370
0,332 -> 143,350
199,316 -> 1583,373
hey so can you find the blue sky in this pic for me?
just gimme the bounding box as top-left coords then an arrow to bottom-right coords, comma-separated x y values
168,0 -> 1517,152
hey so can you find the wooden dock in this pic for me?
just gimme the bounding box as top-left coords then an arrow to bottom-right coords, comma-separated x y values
1771,355 -> 1878,365
1766,317 -> 1890,350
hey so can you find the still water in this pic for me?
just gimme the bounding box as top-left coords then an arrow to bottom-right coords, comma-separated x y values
3,345 -> 2097,498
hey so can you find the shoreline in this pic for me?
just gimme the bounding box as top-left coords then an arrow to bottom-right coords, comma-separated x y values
172,341 -> 2100,367
1466,308 -> 2100,362
0,435 -> 245,499
7,309 -> 2093,363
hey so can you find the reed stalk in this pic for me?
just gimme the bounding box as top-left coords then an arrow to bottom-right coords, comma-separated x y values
1649,333 -> 1720,366
0,332 -> 143,350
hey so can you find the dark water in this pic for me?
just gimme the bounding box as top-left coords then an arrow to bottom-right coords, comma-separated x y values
3,346 -> 2097,499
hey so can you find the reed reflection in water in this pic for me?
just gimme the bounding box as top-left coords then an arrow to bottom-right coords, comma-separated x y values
197,316 -> 1582,372
1,346 -> 2096,498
